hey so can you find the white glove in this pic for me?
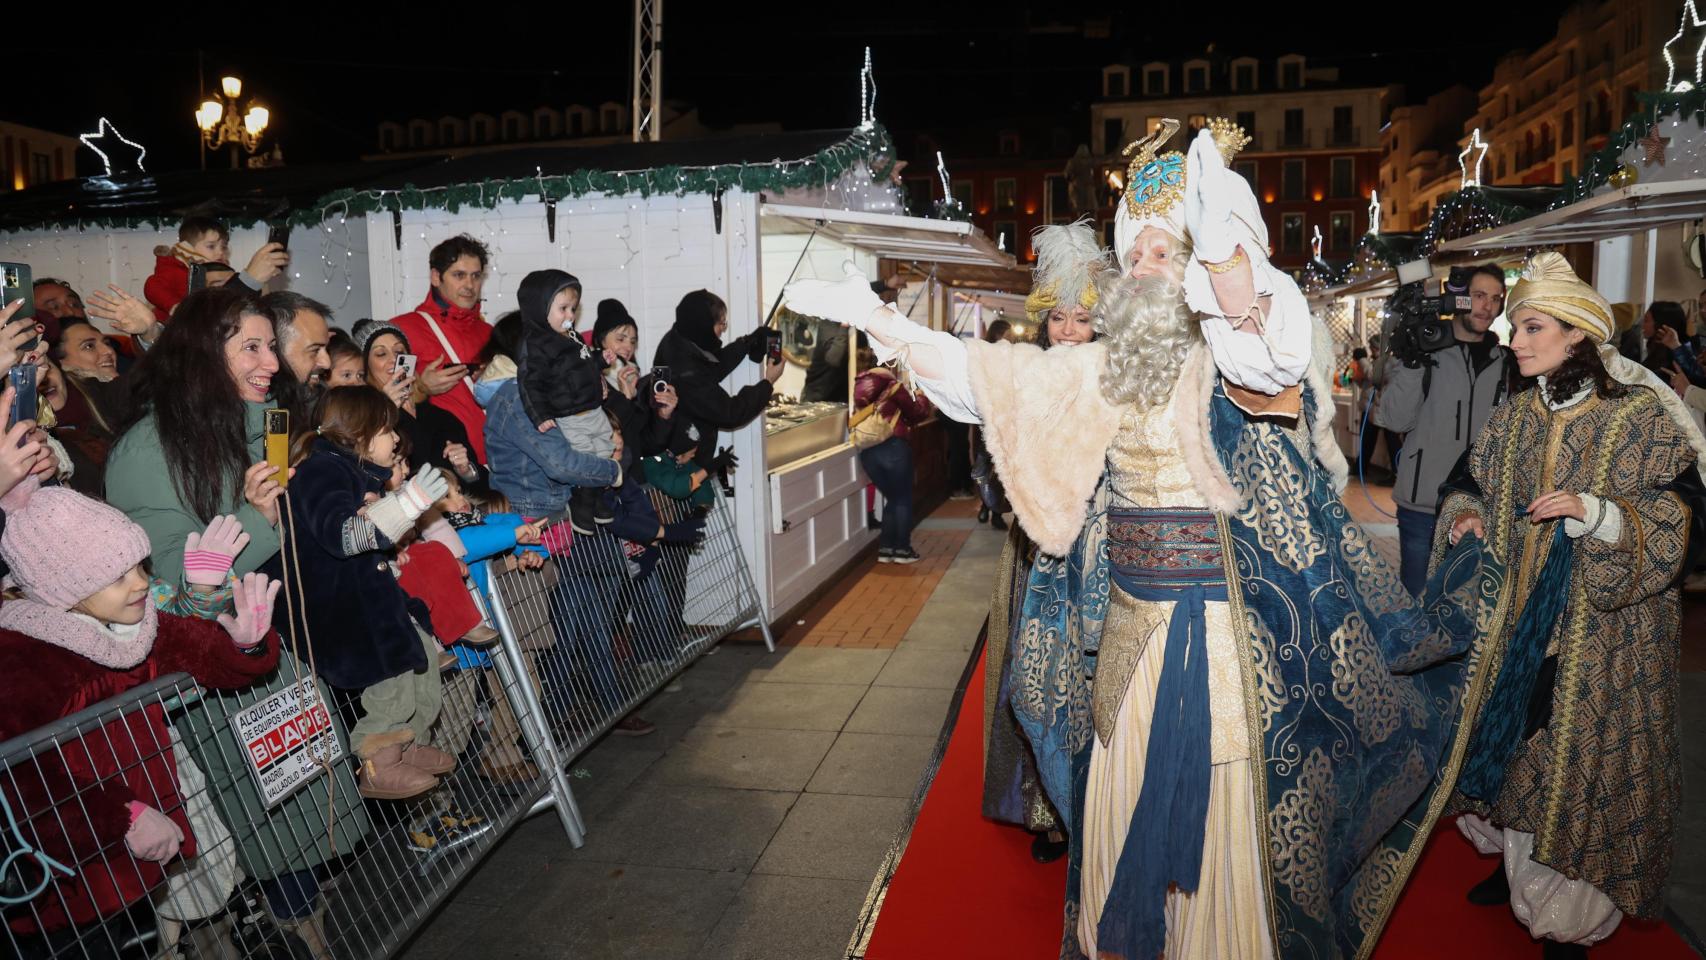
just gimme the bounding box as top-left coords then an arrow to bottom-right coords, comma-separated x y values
783,261 -> 885,330
218,572 -> 282,650
1183,129 -> 1246,265
399,464 -> 449,514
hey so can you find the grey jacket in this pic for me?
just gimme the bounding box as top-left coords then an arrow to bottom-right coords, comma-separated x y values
1373,337 -> 1511,513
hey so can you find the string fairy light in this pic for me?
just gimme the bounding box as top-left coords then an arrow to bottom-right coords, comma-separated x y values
859,47 -> 877,129
1661,0 -> 1705,92
1366,191 -> 1380,236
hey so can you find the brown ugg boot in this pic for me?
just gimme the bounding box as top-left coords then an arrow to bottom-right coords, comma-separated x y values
358,744 -> 438,800
398,742 -> 456,776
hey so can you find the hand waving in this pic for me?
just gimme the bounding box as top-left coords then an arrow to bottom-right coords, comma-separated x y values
218,572 -> 282,649
783,261 -> 885,330
183,514 -> 251,588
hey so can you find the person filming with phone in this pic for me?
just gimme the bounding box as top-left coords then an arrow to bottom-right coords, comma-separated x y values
650,289 -> 782,486
351,319 -> 490,498
388,235 -> 493,463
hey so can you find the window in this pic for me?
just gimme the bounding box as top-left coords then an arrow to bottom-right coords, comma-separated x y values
1331,105 -> 1353,145
1234,63 -> 1255,92
1330,211 -> 1353,252
1234,161 -> 1258,192
951,180 -> 973,210
1186,65 -> 1206,93
1046,175 -> 1071,222
1561,109 -> 1574,147
1282,159 -> 1305,200
994,221 -> 1017,254
379,127 -> 397,151
1103,117 -> 1125,153
1496,153 -> 1505,179
1283,109 -> 1305,148
30,153 -> 50,185
408,124 -> 427,149
994,178 -> 1017,212
1330,157 -> 1354,198
601,107 -> 621,132
1416,201 -> 1430,222
1565,49 -> 1576,77
1103,220 -> 1117,249
1107,71 -> 1127,98
1145,116 -> 1174,147
503,116 -> 522,141
1281,213 -> 1305,253
1144,67 -> 1167,95
1235,111 -> 1256,141
439,122 -> 459,145
1281,61 -> 1301,89
999,132 -> 1020,156
569,112 -> 585,136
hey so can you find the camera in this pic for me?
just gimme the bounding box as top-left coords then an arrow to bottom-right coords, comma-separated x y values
1387,261 -> 1477,368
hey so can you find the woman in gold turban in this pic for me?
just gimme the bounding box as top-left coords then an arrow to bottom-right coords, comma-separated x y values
1438,252 -> 1706,958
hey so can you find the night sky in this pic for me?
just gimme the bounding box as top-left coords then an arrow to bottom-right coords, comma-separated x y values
17,3 -> 1575,175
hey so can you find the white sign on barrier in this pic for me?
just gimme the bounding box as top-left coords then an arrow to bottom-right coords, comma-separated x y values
228,679 -> 345,808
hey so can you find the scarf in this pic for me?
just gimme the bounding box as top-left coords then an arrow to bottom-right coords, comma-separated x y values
0,597 -> 158,669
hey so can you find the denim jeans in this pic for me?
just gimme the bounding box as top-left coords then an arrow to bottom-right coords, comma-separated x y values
860,436 -> 915,551
1396,506 -> 1438,598
544,532 -> 627,716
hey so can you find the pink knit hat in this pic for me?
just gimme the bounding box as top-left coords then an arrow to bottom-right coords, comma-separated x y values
1,477 -> 152,610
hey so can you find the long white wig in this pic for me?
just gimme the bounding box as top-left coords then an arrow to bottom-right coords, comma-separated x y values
1093,270 -> 1201,409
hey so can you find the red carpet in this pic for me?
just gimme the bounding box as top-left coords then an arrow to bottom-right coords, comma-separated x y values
864,651 -> 1697,959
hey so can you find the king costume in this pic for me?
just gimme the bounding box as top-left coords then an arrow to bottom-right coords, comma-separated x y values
785,118 -> 1499,960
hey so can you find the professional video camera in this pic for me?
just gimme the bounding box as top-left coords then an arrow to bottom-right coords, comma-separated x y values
1386,259 -> 1476,368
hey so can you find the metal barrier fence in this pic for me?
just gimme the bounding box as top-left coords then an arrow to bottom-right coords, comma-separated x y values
482,484 -> 773,843
0,484 -> 770,958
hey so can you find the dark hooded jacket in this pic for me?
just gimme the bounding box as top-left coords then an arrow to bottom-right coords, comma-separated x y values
516,269 -> 606,425
650,290 -> 772,471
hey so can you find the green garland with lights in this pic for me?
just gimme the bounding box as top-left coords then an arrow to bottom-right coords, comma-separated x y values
1,125 -> 901,233
1550,88 -> 1706,209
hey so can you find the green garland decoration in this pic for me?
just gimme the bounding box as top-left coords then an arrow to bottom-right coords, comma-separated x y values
1549,88 -> 1706,209
3,125 -> 902,233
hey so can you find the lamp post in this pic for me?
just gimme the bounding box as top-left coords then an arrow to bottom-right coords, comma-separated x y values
196,75 -> 270,170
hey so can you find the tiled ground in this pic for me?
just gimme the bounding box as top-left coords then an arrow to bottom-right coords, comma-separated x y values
778,530 -> 971,649
397,501 -> 1001,960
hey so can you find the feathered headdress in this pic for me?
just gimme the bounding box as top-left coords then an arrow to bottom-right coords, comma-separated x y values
1025,220 -> 1114,323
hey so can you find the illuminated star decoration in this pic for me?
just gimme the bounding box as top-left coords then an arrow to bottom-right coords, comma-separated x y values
1311,225 -> 1323,259
1458,128 -> 1489,189
1367,190 -> 1381,235
936,151 -> 951,198
1662,0 -> 1705,92
859,47 -> 878,129
1639,125 -> 1672,167
79,117 -> 147,177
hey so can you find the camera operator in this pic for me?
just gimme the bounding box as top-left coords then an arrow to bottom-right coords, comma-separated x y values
1373,263 -> 1511,596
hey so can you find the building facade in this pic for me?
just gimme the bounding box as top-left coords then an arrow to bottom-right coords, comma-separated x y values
0,121 -> 82,192
1090,54 -> 1397,273
900,121 -> 1087,263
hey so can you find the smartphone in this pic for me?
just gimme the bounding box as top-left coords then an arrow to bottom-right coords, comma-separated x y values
7,364 -> 38,443
267,223 -> 292,250
264,408 -> 290,487
187,263 -> 208,294
0,262 -> 35,320
765,329 -> 783,364
394,354 -> 418,380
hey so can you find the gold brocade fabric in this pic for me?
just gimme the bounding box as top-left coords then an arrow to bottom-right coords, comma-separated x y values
1437,387 -> 1696,918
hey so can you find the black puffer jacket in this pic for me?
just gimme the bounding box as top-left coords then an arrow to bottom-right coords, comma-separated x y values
651,292 -> 771,471
517,269 -> 606,424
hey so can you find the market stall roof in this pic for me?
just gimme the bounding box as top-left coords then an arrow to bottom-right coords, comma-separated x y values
761,201 -> 1016,270
1437,180 -> 1706,252
0,128 -> 884,231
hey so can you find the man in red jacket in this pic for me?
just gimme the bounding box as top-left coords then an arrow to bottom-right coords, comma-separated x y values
389,234 -> 493,462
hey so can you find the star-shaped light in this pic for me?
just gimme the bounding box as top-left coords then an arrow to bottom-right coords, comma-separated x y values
1639,126 -> 1672,167
859,47 -> 878,129
1662,0 -> 1705,92
1458,128 -> 1489,189
1367,190 -> 1381,235
78,117 -> 147,177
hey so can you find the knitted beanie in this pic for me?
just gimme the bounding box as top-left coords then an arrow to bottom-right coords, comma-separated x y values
1,479 -> 152,610
591,299 -> 637,348
351,318 -> 410,357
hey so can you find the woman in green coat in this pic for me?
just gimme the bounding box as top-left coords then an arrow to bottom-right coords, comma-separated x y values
106,287 -> 371,956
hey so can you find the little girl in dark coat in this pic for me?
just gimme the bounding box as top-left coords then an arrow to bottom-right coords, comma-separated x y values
284,385 -> 454,800
0,477 -> 281,940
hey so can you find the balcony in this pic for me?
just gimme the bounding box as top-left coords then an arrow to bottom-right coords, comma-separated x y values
1278,129 -> 1313,149
1326,126 -> 1362,148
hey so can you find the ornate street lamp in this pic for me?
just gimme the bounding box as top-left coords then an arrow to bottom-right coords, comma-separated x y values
196,75 -> 270,169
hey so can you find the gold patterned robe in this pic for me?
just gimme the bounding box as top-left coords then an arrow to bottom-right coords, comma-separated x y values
1437,385 -> 1701,918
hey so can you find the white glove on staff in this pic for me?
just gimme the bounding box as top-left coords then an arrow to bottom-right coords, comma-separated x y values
783,262 -> 887,330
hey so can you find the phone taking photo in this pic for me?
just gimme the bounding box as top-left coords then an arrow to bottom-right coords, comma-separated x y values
268,223 -> 292,251
264,408 -> 290,487
8,363 -> 38,444
187,263 -> 208,294
393,354 -> 418,380
765,329 -> 783,364
0,262 -> 35,321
